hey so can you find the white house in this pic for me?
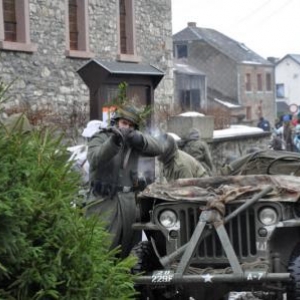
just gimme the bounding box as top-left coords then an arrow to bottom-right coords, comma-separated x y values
275,54 -> 300,107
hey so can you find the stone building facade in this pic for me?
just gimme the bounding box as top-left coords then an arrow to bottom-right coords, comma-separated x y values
209,133 -> 271,172
0,0 -> 173,120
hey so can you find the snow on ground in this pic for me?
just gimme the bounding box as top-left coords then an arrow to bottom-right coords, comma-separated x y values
214,125 -> 264,138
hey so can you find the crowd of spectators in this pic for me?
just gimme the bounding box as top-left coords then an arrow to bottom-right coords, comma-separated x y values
270,113 -> 300,152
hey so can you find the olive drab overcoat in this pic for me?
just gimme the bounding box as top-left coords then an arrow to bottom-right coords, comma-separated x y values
86,129 -> 162,257
162,149 -> 208,182
181,128 -> 214,175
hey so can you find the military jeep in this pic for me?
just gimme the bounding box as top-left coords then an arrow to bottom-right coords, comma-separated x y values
132,174 -> 300,300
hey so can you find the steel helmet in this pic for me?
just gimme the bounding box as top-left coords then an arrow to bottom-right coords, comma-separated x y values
112,104 -> 141,128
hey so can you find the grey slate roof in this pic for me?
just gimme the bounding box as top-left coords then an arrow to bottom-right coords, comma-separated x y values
94,59 -> 165,76
77,59 -> 164,89
290,54 -> 300,64
207,87 -> 238,105
173,26 -> 272,65
78,59 -> 164,76
276,100 -> 290,115
276,54 -> 300,66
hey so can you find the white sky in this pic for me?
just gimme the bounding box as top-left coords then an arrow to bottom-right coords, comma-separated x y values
172,0 -> 300,59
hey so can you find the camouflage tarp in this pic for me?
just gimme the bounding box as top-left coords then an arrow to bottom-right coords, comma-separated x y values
139,175 -> 300,204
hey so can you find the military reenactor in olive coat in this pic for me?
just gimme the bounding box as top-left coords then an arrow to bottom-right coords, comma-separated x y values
181,128 -> 214,175
158,133 -> 208,182
86,104 -> 162,257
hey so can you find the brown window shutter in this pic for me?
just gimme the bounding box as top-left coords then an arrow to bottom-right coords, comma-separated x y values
69,0 -> 78,50
3,0 -> 17,42
266,73 -> 272,91
245,73 -> 252,91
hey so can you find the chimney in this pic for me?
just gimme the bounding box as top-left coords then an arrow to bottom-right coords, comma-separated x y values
267,57 -> 280,64
188,22 -> 197,27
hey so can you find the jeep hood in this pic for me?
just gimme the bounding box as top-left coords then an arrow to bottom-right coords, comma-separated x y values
139,175 -> 300,203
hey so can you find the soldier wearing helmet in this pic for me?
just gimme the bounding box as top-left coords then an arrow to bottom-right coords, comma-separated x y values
180,128 -> 214,175
86,103 -> 162,258
158,133 -> 208,182
110,104 -> 141,129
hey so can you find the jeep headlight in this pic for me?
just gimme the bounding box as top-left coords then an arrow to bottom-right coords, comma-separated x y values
259,207 -> 278,226
159,210 -> 177,228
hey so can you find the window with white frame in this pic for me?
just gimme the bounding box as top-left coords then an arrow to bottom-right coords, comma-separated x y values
276,84 -> 285,98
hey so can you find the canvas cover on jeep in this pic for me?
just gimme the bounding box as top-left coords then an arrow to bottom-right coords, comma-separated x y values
139,175 -> 300,215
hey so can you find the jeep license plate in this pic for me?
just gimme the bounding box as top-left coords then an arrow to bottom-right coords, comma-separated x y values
152,270 -> 174,283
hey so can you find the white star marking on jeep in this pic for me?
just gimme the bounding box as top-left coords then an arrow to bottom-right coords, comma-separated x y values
201,274 -> 213,282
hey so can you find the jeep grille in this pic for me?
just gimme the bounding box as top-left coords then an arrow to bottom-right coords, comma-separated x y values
178,205 -> 257,263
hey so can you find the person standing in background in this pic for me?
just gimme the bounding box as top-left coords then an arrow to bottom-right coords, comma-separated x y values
257,117 -> 271,132
282,115 -> 293,151
180,128 -> 214,175
276,115 -> 293,151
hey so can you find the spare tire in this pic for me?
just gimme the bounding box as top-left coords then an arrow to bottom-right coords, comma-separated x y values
131,241 -> 162,300
131,241 -> 181,300
131,241 -> 161,275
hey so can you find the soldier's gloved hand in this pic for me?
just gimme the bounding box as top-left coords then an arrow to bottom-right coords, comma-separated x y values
118,127 -> 133,140
127,130 -> 145,150
110,127 -> 124,146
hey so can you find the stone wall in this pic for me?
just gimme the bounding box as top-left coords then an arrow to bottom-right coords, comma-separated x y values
167,115 -> 214,139
208,133 -> 271,172
0,0 -> 173,116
